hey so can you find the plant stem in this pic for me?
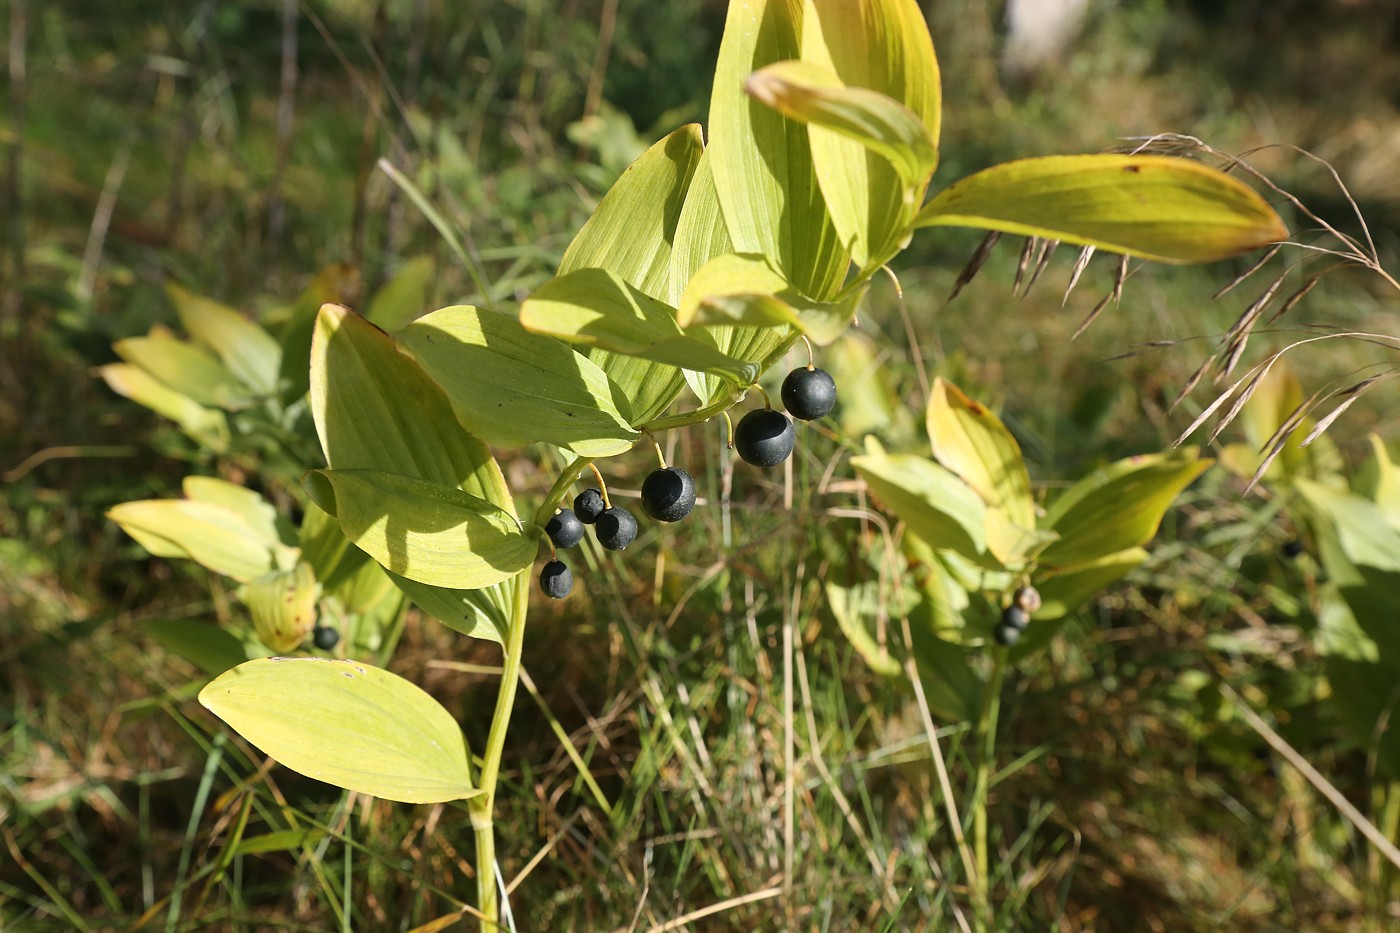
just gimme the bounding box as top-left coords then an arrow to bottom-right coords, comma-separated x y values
971,648 -> 1008,929
469,565 -> 532,929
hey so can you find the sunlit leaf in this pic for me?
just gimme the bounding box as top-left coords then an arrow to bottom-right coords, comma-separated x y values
396,304 -> 638,455
305,468 -> 535,590
113,326 -> 254,409
99,363 -> 230,453
1034,548 -> 1148,619
826,581 -> 903,677
200,657 -> 478,804
1296,479 -> 1400,573
915,155 -> 1288,263
851,443 -> 991,565
1039,449 -> 1211,567
927,378 -> 1035,529
984,508 -> 1058,570
243,562 -> 320,653
710,0 -> 849,300
107,499 -> 282,582
520,269 -> 758,387
365,256 -> 436,331
167,283 -> 282,395
388,573 -> 507,645
183,476 -> 290,549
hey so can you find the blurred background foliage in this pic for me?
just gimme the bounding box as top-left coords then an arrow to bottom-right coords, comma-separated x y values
3,0 -> 1400,929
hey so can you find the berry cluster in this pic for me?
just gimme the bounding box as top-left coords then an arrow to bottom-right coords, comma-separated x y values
993,585 -> 1041,647
538,364 -> 837,598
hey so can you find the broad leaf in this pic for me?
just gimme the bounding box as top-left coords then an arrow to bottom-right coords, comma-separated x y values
184,476 -> 290,549
1367,435 -> 1400,531
710,0 -> 849,300
388,572 -> 507,645
99,363 -> 230,452
200,657 -> 478,804
520,269 -> 758,387
114,326 -> 254,409
1034,548 -> 1148,619
310,304 -> 521,511
927,378 -> 1035,529
168,283 -> 282,395
747,61 -> 936,187
398,304 -> 638,455
305,469 -> 535,590
800,0 -> 941,268
1039,449 -> 1211,567
826,581 -> 903,677
146,619 -> 251,677
984,508 -> 1058,570
915,155 -> 1287,264
243,562 -> 320,653
1296,479 -> 1400,573
108,499 -> 287,582
560,126 -> 705,423
365,256 -> 436,331
667,150 -> 735,306
851,444 -> 990,565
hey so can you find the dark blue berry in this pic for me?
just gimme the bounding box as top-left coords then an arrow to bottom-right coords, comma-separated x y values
734,408 -> 796,468
781,367 -> 837,421
574,488 -> 606,524
540,559 -> 573,598
546,508 -> 586,548
312,626 -> 340,650
595,507 -> 638,550
641,468 -> 696,522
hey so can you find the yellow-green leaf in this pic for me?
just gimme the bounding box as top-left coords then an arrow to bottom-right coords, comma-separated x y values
520,269 -> 758,387
826,581 -> 903,677
168,283 -> 282,395
851,445 -> 990,565
365,256 -> 436,331
1040,449 -> 1212,567
710,0 -> 849,300
113,326 -> 254,409
397,304 -> 638,456
677,252 -> 863,347
183,476 -> 289,549
99,363 -> 229,453
107,499 -> 280,582
984,507 -> 1058,570
200,657 -> 478,804
305,468 -> 534,589
799,0 -> 942,268
927,379 -> 1035,529
1034,548 -> 1147,619
388,573 -> 507,645
244,562 -> 320,653
915,154 -> 1288,263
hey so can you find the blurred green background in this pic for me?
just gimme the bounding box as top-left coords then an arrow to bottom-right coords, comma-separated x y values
3,0 -> 1399,929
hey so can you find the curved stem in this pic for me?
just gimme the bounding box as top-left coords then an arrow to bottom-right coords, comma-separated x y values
639,385 -> 748,433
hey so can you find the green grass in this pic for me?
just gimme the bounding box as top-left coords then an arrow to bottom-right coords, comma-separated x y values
4,0 -> 1400,929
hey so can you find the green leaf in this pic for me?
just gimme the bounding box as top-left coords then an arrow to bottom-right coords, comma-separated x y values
560,126 -> 705,424
107,499 -> 283,582
199,657 -> 478,804
1033,548 -> 1148,619
365,256 -> 436,332
145,619 -> 251,677
747,60 -> 936,187
520,269 -> 758,387
1367,435 -> 1400,531
113,326 -> 255,409
305,469 -> 534,589
915,154 -> 1288,264
273,264 -> 361,403
390,572 -> 507,645
232,828 -> 328,857
184,476 -> 290,549
984,508 -> 1058,570
243,562 -> 320,653
667,150 -> 735,306
677,253 -> 800,329
851,444 -> 990,565
826,581 -> 903,677
1039,449 -> 1211,567
1296,479 -> 1400,573
710,0 -> 849,300
99,363 -> 230,453
396,304 -> 639,455
168,283 -> 282,395
927,378 -> 1035,529
800,0 -> 941,268
310,303 -> 521,512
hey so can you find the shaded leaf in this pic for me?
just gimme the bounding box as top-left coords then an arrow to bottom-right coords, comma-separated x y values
200,658 -> 478,803
915,155 -> 1288,264
1040,449 -> 1211,567
388,572 -> 507,645
365,256 -> 436,331
145,619 -> 251,677
168,283 -> 282,395
826,581 -> 903,677
305,469 -> 534,590
398,304 -> 638,455
1034,548 -> 1148,619
851,444 -> 990,566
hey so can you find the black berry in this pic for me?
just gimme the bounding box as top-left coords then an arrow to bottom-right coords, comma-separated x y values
540,559 -> 573,598
574,488 -> 606,524
993,623 -> 1021,647
734,408 -> 796,468
781,366 -> 837,421
312,626 -> 340,650
594,507 -> 638,550
1001,605 -> 1030,630
640,467 -> 696,522
1282,539 -> 1305,559
545,508 -> 586,548
1013,585 -> 1042,614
